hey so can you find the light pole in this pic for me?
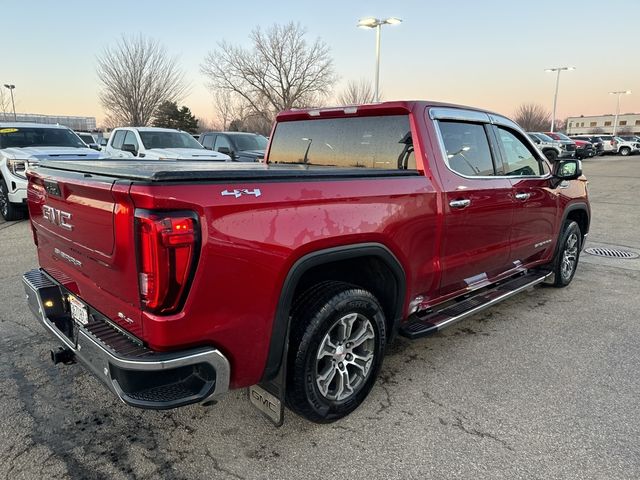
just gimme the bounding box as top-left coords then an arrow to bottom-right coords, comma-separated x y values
545,67 -> 574,132
3,84 -> 16,121
357,17 -> 402,102
609,90 -> 631,136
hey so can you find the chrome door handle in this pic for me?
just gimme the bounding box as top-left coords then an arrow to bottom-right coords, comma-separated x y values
449,199 -> 471,209
515,192 -> 530,201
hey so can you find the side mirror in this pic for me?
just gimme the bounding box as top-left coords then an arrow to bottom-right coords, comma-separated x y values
217,146 -> 232,155
89,144 -> 100,151
553,159 -> 582,181
122,143 -> 137,156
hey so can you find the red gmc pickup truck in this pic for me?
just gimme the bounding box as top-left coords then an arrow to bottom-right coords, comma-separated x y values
23,101 -> 590,424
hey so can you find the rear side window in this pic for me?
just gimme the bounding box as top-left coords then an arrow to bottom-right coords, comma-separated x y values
201,134 -> 214,149
268,115 -> 413,169
496,127 -> 542,176
438,121 -> 494,176
111,130 -> 126,149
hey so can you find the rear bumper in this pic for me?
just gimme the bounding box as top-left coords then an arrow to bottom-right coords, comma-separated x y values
22,268 -> 230,410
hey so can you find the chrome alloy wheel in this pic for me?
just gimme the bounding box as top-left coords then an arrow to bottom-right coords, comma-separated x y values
315,312 -> 376,402
561,232 -> 579,280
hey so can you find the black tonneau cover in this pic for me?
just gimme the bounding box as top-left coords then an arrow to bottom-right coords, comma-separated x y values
33,160 -> 419,182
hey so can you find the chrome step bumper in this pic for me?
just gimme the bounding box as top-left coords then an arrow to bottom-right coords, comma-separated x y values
23,268 -> 230,410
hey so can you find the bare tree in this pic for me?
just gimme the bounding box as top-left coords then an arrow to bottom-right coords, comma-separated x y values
513,103 -> 551,132
97,35 -> 188,127
201,22 -> 336,123
337,79 -> 376,105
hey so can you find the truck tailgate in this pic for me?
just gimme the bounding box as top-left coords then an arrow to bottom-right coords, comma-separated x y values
27,168 -> 143,337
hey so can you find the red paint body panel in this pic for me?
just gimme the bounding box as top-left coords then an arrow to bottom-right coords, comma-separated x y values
26,100 -> 590,390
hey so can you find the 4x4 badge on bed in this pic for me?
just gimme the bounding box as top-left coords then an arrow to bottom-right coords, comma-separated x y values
221,189 -> 262,198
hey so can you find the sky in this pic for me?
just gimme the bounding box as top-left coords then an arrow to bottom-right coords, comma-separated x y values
1,0 -> 637,127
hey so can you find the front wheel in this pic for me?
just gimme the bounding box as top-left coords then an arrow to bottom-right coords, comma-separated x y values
550,220 -> 582,287
619,147 -> 631,156
286,281 -> 386,423
0,179 -> 24,221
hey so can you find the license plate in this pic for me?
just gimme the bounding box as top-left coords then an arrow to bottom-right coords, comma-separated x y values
68,295 -> 88,326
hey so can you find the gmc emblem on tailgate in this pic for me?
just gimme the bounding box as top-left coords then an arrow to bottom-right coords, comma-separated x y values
42,205 -> 73,231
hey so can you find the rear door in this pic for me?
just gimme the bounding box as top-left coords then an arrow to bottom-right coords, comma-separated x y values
492,125 -> 558,266
431,111 -> 516,298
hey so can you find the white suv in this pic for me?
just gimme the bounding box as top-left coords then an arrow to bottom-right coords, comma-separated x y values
0,123 -> 105,221
105,127 -> 230,161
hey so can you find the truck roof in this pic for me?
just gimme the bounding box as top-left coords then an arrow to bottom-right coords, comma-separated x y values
114,126 -> 186,133
276,100 -> 504,121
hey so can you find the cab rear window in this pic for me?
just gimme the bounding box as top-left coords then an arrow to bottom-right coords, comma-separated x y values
268,115 -> 415,170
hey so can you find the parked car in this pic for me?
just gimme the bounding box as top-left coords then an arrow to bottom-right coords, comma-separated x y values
613,137 -> 640,156
619,135 -> 640,143
23,101 -> 589,424
591,135 -> 619,154
543,132 -> 578,157
199,131 -> 268,161
105,127 -> 230,161
570,135 -> 605,156
0,123 -> 105,221
571,139 -> 596,160
75,132 -> 101,151
527,132 -> 567,161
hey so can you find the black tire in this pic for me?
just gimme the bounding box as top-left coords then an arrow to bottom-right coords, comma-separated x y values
286,281 -> 386,423
619,147 -> 631,156
543,149 -> 558,162
550,220 -> 581,287
0,178 -> 24,221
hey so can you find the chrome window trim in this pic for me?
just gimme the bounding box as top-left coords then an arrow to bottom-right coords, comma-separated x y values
430,108 -> 551,181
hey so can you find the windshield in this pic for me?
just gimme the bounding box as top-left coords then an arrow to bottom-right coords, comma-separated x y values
535,133 -> 554,142
232,134 -> 268,151
139,131 -> 204,150
555,133 -> 572,141
0,127 -> 86,149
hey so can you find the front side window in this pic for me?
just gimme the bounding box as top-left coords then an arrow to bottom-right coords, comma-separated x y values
268,115 -> 413,169
124,130 -> 139,152
438,121 -> 494,176
213,135 -> 232,152
496,128 -> 542,176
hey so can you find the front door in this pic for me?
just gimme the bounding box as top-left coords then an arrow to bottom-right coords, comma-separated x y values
434,119 -> 515,298
492,126 -> 558,265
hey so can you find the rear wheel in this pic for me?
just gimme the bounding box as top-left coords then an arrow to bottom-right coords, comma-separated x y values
0,179 -> 24,221
550,220 -> 581,287
619,147 -> 631,156
286,281 -> 386,423
543,149 -> 558,162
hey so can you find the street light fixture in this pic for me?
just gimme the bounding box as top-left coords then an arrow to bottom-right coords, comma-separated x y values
609,90 -> 631,136
357,17 -> 402,102
3,84 -> 16,121
544,67 -> 575,132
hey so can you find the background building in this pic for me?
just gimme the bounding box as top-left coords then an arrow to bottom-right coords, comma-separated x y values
0,112 -> 97,131
567,113 -> 640,136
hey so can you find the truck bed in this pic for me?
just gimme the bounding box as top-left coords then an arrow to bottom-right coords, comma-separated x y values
36,160 -> 420,182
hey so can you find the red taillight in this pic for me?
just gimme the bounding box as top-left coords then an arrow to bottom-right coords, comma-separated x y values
136,211 -> 199,313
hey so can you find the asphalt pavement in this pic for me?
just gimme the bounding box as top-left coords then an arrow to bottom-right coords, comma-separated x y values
1,155 -> 639,479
